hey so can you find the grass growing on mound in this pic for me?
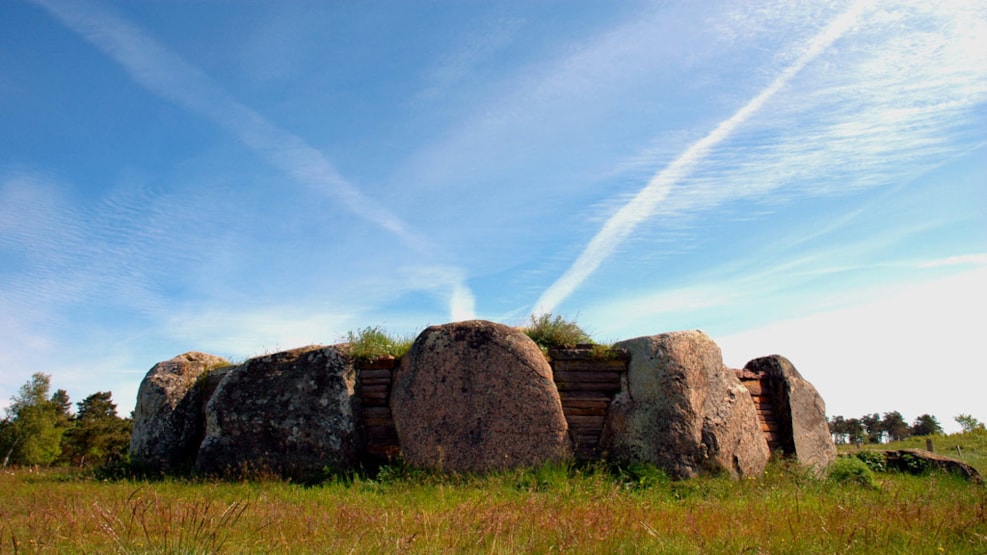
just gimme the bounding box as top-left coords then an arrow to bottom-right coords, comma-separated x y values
522,313 -> 593,350
344,326 -> 415,361
840,429 -> 987,475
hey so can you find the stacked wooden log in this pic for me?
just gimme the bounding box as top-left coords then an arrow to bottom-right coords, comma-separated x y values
357,356 -> 400,461
737,369 -> 783,453
549,346 -> 628,460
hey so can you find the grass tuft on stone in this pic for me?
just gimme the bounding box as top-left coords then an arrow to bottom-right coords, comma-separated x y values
344,326 -> 415,362
522,313 -> 593,350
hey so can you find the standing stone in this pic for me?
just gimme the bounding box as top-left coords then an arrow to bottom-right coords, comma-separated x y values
602,331 -> 769,479
195,345 -> 360,480
743,355 -> 836,471
390,320 -> 570,472
129,352 -> 229,473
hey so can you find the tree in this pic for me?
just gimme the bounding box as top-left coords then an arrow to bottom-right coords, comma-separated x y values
60,391 -> 132,467
861,413 -> 884,444
955,414 -> 985,433
882,411 -> 910,442
845,418 -> 865,445
828,415 -> 848,444
1,373 -> 71,466
910,414 -> 943,436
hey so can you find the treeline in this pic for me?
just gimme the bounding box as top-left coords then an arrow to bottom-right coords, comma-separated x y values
828,412 -> 985,445
0,372 -> 131,468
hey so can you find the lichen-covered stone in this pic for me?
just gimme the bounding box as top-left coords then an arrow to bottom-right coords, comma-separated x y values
129,352 -> 229,473
602,331 -> 768,479
744,355 -> 836,471
390,320 -> 570,472
195,345 -> 360,480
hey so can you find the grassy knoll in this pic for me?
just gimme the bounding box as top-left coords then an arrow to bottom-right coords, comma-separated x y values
839,429 -> 987,475
1,459 -> 985,554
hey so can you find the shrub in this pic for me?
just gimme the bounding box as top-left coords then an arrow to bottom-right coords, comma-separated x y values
894,453 -> 932,476
827,456 -> 878,489
853,450 -> 887,473
345,326 -> 415,361
522,313 -> 592,350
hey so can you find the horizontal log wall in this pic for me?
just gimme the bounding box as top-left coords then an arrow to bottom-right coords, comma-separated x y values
737,373 -> 785,454
356,348 -> 631,463
548,347 -> 628,460
359,354 -> 789,464
356,357 -> 400,461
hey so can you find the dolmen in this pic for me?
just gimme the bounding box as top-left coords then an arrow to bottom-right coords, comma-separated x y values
129,320 -> 837,480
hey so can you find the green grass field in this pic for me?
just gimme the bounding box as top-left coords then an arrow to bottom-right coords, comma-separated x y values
2,453 -> 985,554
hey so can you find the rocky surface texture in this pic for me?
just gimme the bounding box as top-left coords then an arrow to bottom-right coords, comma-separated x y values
130,324 -> 837,480
129,352 -> 230,473
390,320 -> 570,472
882,449 -> 983,483
743,355 -> 837,471
195,345 -> 360,481
602,331 -> 769,479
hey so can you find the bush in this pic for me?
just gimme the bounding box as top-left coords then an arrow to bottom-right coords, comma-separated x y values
894,453 -> 932,476
827,456 -> 878,489
522,313 -> 592,350
852,450 -> 887,473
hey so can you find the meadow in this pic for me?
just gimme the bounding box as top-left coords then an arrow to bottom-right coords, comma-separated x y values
3,444 -> 985,555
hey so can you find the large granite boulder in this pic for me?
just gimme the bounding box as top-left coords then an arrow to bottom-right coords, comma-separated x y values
390,320 -> 570,472
195,345 -> 360,480
602,331 -> 769,479
743,355 -> 836,471
129,352 -> 230,473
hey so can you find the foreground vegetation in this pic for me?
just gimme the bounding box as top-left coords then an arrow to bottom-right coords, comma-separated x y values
2,457 -> 984,554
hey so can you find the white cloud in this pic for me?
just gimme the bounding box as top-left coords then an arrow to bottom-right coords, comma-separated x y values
917,254 -> 987,269
717,266 -> 987,433
414,15 -> 523,103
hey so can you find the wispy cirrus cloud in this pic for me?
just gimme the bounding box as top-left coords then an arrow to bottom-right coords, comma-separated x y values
533,0 -> 879,314
31,0 -> 417,246
621,2 -> 985,212
30,0 -> 476,321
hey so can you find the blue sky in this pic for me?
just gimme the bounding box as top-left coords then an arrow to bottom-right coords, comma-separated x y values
2,0 -> 984,431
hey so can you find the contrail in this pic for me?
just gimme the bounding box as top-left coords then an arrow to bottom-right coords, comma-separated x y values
532,0 -> 874,316
31,0 -> 422,250
31,0 -> 477,320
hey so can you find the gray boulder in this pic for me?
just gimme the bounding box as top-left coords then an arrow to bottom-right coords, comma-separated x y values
743,355 -> 836,471
195,345 -> 360,480
883,449 -> 982,483
602,331 -> 769,479
390,320 -> 571,472
129,352 -> 230,473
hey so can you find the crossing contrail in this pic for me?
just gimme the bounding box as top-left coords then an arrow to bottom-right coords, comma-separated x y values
532,0 -> 875,316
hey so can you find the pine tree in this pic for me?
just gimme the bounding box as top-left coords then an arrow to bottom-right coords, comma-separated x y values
910,414 -> 943,436
882,411 -> 910,442
61,391 -> 132,467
